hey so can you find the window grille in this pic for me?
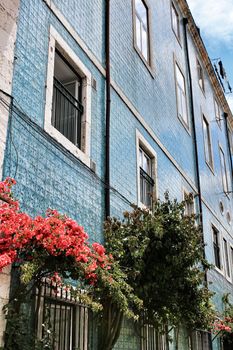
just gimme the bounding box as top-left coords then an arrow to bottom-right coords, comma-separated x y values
52,51 -> 84,148
139,147 -> 154,208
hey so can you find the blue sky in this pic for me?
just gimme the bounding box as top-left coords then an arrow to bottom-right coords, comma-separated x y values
187,0 -> 233,111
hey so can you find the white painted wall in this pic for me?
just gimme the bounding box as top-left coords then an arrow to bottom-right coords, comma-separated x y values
0,0 -> 19,346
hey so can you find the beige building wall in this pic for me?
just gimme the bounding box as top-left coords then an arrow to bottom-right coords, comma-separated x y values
0,0 -> 19,346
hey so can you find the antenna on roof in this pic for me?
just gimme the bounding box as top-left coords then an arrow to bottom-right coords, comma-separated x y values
211,58 -> 232,94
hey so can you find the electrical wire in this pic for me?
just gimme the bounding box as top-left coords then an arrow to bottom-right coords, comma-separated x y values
0,95 -> 134,208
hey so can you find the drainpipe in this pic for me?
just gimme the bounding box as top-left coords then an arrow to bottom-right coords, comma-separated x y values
223,112 -> 233,191
105,0 -> 111,219
183,18 -> 213,350
183,18 -> 204,238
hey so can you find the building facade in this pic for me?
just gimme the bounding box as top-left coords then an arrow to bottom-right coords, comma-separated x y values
0,0 -> 233,349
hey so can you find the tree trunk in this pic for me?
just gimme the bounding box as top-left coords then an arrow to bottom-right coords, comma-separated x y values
98,299 -> 123,350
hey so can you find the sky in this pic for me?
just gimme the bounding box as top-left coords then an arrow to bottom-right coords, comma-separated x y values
187,0 -> 233,111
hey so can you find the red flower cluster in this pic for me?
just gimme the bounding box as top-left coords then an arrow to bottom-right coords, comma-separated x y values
213,318 -> 233,334
0,178 -> 112,285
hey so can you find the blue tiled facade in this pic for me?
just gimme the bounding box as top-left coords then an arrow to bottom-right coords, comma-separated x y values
1,0 -> 233,349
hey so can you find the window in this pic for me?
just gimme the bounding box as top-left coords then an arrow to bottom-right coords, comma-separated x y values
214,99 -> 221,124
202,115 -> 213,169
134,0 -> 150,63
45,26 -> 92,166
231,247 -> 233,280
175,63 -> 188,126
197,59 -> 205,92
136,131 -> 156,209
52,50 -> 83,148
219,147 -> 229,193
223,238 -> 230,278
227,125 -> 233,154
171,3 -> 180,41
183,191 -> 194,216
213,226 -> 221,269
139,147 -> 154,208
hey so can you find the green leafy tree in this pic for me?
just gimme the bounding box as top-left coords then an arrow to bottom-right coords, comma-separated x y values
104,194 -> 215,346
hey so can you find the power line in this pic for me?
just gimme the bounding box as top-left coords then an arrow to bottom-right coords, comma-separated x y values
0,95 -> 134,209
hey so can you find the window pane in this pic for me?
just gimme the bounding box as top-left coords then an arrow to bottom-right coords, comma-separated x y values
228,127 -> 233,153
172,5 -> 179,38
52,51 -> 83,148
231,248 -> 233,280
213,227 -> 221,269
220,148 -> 229,192
224,239 -> 230,278
176,70 -> 188,124
139,148 -> 143,167
142,152 -> 150,174
176,65 -> 185,91
203,117 -> 212,166
175,64 -> 188,124
197,60 -> 204,91
141,26 -> 148,61
215,100 -> 221,122
135,0 -> 149,62
181,92 -> 188,124
135,0 -> 147,26
136,15 -> 142,50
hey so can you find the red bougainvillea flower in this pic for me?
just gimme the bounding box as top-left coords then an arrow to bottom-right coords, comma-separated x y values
0,178 -> 112,283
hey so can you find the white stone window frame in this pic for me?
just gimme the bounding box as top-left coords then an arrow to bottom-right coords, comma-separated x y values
212,224 -> 224,276
44,26 -> 92,167
223,237 -> 231,282
132,0 -> 154,76
227,121 -> 233,155
170,1 -> 181,45
214,97 -> 222,129
173,57 -> 190,133
136,130 -> 157,209
219,143 -> 230,196
196,58 -> 205,95
202,113 -> 214,173
230,244 -> 233,284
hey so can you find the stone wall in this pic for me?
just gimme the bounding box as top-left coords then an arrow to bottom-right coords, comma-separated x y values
0,0 -> 19,346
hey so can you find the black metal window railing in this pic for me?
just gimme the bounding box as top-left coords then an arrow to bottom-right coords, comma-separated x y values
36,279 -> 94,350
140,167 -> 154,208
52,77 -> 84,149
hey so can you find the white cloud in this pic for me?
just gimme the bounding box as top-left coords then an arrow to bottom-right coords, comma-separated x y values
187,0 -> 233,44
